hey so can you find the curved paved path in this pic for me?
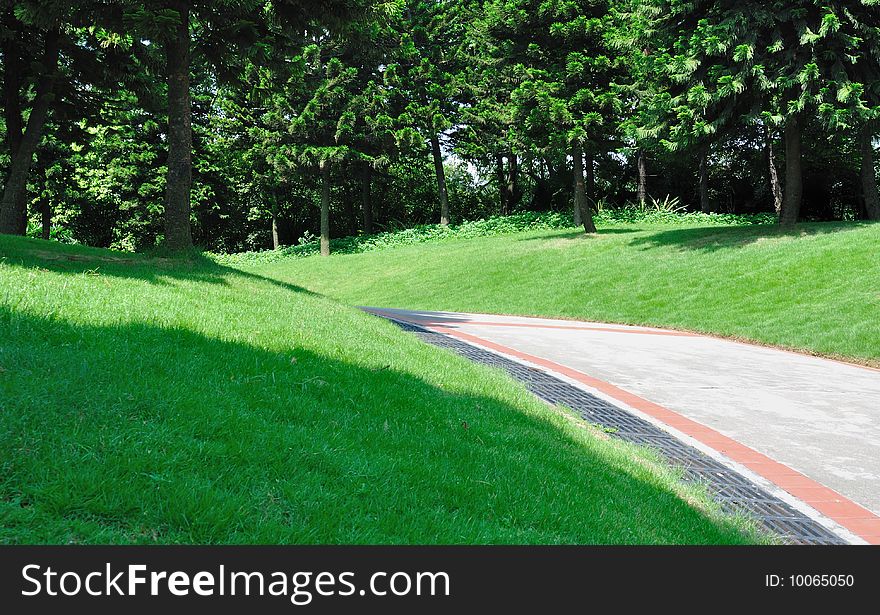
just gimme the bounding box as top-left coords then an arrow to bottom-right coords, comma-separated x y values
365,308 -> 880,544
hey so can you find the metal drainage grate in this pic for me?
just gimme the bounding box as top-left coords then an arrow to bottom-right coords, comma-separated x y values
388,318 -> 845,545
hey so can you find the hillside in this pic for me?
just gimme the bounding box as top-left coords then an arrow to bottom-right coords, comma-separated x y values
255,220 -> 880,365
0,234 -> 752,544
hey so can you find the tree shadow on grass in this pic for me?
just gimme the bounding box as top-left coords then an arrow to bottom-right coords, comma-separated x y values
517,228 -> 643,242
0,305 -> 753,545
627,221 -> 877,253
0,234 -> 315,295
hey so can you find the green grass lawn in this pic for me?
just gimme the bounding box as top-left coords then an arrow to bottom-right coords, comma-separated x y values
255,221 -> 880,365
0,234 -> 754,544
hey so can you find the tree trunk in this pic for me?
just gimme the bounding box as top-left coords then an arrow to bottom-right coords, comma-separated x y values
506,153 -> 519,212
343,180 -> 357,236
699,146 -> 711,213
550,157 -> 572,210
496,153 -> 508,215
163,3 -> 193,251
573,145 -> 597,234
780,115 -> 803,225
361,165 -> 373,234
585,149 -> 596,213
529,176 -> 550,211
572,159 -> 581,227
766,125 -> 783,216
430,135 -> 449,225
2,30 -> 22,158
1,13 -> 26,234
637,149 -> 647,206
320,160 -> 331,257
860,122 -> 880,221
272,215 -> 280,249
41,198 -> 51,240
0,28 -> 60,236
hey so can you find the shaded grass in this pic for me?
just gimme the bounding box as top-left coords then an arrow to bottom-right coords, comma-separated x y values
0,234 -> 754,544
256,221 -> 880,364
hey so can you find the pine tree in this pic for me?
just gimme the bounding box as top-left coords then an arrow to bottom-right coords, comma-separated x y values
385,0 -> 467,226
121,0 -> 380,251
0,2 -> 63,234
262,15 -> 398,255
636,0 -> 880,224
482,0 -> 618,233
456,1 -> 521,215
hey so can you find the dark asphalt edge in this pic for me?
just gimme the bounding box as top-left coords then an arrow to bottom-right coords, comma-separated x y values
382,316 -> 848,546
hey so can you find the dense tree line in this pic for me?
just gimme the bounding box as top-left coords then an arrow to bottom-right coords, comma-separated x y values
2,0 -> 879,254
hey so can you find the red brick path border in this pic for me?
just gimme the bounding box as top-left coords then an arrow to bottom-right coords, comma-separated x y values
368,308 -> 880,545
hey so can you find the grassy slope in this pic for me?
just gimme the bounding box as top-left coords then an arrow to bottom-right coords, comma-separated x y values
257,221 -> 880,364
0,235 -> 752,544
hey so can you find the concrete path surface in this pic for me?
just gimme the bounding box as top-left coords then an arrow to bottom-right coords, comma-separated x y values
365,307 -> 880,544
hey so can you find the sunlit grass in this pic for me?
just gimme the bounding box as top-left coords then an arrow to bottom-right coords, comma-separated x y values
0,234 -> 755,544
258,221 -> 880,364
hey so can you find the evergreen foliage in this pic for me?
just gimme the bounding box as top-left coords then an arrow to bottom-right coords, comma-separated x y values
2,0 -> 879,253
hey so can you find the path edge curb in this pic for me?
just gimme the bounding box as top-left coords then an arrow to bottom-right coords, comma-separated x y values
365,307 -> 879,545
